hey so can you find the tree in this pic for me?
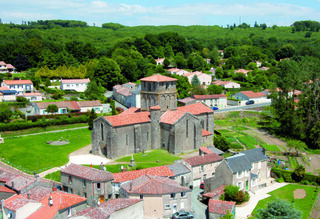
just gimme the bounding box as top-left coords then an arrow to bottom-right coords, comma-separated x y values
84,81 -> 105,100
214,135 -> 230,151
215,67 -> 224,79
191,75 -> 201,87
88,108 -> 97,130
46,104 -> 58,114
221,210 -> 233,219
0,104 -> 12,123
207,84 -> 223,94
163,58 -> 170,69
14,54 -> 31,72
110,99 -> 117,115
256,199 -> 301,219
276,44 -> 296,60
191,85 -> 207,95
292,165 -> 305,182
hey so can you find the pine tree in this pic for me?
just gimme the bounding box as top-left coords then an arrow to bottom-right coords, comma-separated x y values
88,108 -> 98,130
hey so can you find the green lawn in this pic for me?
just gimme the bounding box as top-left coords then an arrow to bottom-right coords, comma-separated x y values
0,128 -> 91,174
252,184 -> 319,219
261,144 -> 281,152
237,134 -> 257,149
44,170 -> 61,182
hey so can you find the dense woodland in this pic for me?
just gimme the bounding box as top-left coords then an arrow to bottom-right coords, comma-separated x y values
1,19 -> 320,149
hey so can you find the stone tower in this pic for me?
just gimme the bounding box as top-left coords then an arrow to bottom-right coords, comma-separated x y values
150,105 -> 161,149
140,74 -> 177,112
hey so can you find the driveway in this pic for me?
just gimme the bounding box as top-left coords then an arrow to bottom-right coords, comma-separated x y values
235,182 -> 288,218
192,187 -> 208,219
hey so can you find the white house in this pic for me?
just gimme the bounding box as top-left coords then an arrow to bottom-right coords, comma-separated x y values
167,68 -> 190,76
234,69 -> 252,76
155,58 -> 165,65
0,61 -> 15,73
60,78 -> 90,92
18,93 -> 42,102
1,80 -> 33,94
193,94 -> 227,109
184,72 -> 212,86
213,80 -> 240,89
77,100 -> 103,113
234,91 -> 268,104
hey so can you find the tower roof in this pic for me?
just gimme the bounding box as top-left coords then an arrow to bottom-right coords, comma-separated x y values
140,74 -> 177,82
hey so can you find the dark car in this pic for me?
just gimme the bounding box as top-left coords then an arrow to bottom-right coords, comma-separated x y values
200,181 -> 204,189
172,211 -> 194,219
246,100 -> 255,105
212,106 -> 219,110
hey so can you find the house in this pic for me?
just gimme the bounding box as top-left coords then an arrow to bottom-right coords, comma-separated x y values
260,67 -> 270,71
0,181 -> 16,201
233,91 -> 268,104
182,153 -> 223,187
234,69 -> 252,76
18,93 -> 42,102
199,146 -> 224,156
61,163 -> 114,206
3,190 -> 87,219
113,82 -> 141,108
218,50 -> 224,57
0,90 -> 17,102
208,199 -> 236,219
1,80 -> 33,94
76,198 -> 144,219
202,185 -> 225,200
204,148 -> 271,193
34,100 -> 102,115
0,61 -> 15,73
167,163 -> 192,188
60,79 -> 90,92
193,94 -> 227,109
119,175 -> 192,218
177,97 -> 196,106
155,58 -> 165,65
255,61 -> 262,68
184,71 -> 212,86
212,81 -> 240,89
167,68 -> 190,76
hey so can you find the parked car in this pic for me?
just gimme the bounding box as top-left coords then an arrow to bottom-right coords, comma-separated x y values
200,182 -> 204,189
246,100 -> 255,105
172,211 -> 194,219
211,106 -> 219,110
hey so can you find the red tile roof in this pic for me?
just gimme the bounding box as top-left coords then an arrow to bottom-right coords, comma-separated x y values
160,110 -> 186,125
178,97 -> 196,104
4,194 -> 38,211
61,163 -> 113,181
235,69 -> 252,74
116,87 -> 131,96
3,80 -> 32,85
121,175 -> 190,195
6,64 -> 14,69
0,167 -> 36,191
0,186 -> 15,193
140,74 -> 177,82
77,198 -> 142,219
194,94 -> 226,100
113,85 -> 122,90
150,105 -> 161,110
177,102 -> 213,115
105,111 -> 150,127
61,78 -> 90,84
239,91 -> 266,98
202,185 -> 225,198
184,153 -> 223,167
0,86 -> 9,90
213,80 -> 238,86
0,61 -> 6,65
35,101 -> 80,110
113,165 -> 175,183
20,92 -> 42,97
120,107 -> 141,115
208,199 -> 235,215
76,100 -> 102,107
202,129 -> 212,137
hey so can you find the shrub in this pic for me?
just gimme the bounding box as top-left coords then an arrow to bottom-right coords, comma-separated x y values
275,177 -> 284,183
300,180 -> 309,185
234,190 -> 245,204
311,182 -> 318,186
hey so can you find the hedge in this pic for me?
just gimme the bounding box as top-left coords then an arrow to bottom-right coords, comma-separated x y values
27,112 -> 88,121
271,167 -> 320,184
0,115 -> 88,132
2,102 -> 27,108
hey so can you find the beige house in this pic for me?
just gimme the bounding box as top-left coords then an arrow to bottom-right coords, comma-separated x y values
193,94 -> 227,109
184,71 -> 212,86
183,153 -> 223,187
119,175 -> 192,218
212,80 -> 240,89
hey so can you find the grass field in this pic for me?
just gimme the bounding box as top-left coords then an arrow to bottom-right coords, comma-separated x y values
261,144 -> 281,152
44,170 -> 61,182
252,184 -> 319,219
0,128 -> 91,174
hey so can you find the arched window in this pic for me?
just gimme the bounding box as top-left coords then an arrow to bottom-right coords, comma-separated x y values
101,123 -> 104,140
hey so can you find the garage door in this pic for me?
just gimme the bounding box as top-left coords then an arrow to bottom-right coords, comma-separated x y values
193,178 -> 201,187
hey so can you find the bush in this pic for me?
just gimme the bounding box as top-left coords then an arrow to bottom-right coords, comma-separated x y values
275,177 -> 284,183
300,180 -> 309,185
271,167 -> 319,184
311,182 -> 318,186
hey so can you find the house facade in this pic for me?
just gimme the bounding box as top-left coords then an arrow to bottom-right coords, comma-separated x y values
113,82 -> 141,108
185,72 -> 212,86
119,175 -> 192,218
0,61 -> 15,73
193,94 -> 227,109
1,80 -> 33,94
60,79 -> 90,92
212,81 -> 240,89
18,93 -> 42,102
61,163 -> 114,206
234,91 -> 268,104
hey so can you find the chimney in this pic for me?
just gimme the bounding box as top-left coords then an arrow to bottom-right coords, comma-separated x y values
129,182 -> 132,191
52,186 -> 57,192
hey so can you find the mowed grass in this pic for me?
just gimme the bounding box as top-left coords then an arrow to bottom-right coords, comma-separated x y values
0,128 -> 91,174
261,144 -> 281,152
45,171 -> 61,182
252,184 -> 319,219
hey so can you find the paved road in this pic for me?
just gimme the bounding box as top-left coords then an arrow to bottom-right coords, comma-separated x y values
192,187 -> 208,219
215,102 -> 271,113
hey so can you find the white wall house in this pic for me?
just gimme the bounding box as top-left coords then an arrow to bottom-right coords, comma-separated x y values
18,93 -> 42,102
167,68 -> 190,76
0,61 -> 15,73
193,94 -> 227,109
213,80 -> 240,89
234,91 -> 268,105
155,58 -> 165,65
60,78 -> 90,92
1,80 -> 33,94
185,72 -> 212,86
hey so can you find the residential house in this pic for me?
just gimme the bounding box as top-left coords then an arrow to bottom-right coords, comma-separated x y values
155,58 -> 165,65
167,163 -> 192,188
76,100 -> 103,113
184,72 -> 212,86
1,80 -> 33,94
202,185 -> 225,200
204,148 -> 271,193
113,82 -> 141,108
255,61 -> 262,68
119,175 -> 192,218
60,79 -> 90,92
76,198 -> 144,219
182,153 -> 223,187
61,163 -> 114,206
212,81 -> 240,89
0,90 -> 17,102
193,94 -> 227,109
208,199 -> 236,219
218,50 -> 224,57
167,68 -> 190,76
0,61 -> 15,73
234,69 -> 252,76
0,180 -> 16,201
199,146 -> 224,156
233,91 -> 268,104
177,97 -> 196,106
262,88 -> 301,98
18,93 -> 42,102
260,67 -> 270,71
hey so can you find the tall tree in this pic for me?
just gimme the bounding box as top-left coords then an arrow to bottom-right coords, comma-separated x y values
256,199 -> 301,219
88,108 -> 98,130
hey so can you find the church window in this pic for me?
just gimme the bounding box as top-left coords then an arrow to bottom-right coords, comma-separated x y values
147,131 -> 149,141
201,120 -> 204,129
186,120 -> 189,137
126,134 -> 128,145
101,123 -> 104,140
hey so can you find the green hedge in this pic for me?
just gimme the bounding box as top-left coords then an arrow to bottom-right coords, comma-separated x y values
0,115 -> 88,131
27,112 -> 88,121
271,167 -> 320,184
2,102 -> 27,108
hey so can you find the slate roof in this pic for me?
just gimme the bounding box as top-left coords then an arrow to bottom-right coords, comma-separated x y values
184,153 -> 223,167
202,185 -> 225,198
160,110 -> 186,125
194,94 -> 227,100
61,78 -> 90,84
3,80 -> 32,85
208,199 -> 235,215
208,146 -> 224,155
61,163 -> 113,182
112,165 -> 174,183
76,100 -> 102,107
225,153 -> 252,173
177,102 -> 213,115
140,74 -> 177,82
167,163 -> 191,176
0,90 -> 17,95
77,198 -> 142,219
241,148 -> 267,163
121,175 -> 190,195
239,91 -> 266,98
104,111 -> 150,127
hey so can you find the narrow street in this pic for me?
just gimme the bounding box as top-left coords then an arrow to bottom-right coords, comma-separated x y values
192,187 -> 208,219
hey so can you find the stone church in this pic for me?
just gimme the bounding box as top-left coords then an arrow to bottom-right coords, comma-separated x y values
91,74 -> 214,158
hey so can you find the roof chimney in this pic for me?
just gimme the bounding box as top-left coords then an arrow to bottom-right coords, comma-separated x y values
129,182 -> 132,191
